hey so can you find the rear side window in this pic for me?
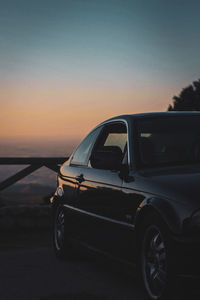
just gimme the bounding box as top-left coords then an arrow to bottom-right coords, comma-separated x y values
70,126 -> 102,166
136,116 -> 200,167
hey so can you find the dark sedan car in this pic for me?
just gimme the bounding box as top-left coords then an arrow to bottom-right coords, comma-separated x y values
51,112 -> 200,300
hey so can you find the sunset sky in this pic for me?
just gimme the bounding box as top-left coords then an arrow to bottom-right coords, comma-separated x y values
1,0 -> 200,141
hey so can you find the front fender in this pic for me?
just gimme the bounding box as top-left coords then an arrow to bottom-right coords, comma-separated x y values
135,197 -> 184,235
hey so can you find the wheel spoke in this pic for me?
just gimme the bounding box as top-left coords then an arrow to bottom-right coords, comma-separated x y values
151,271 -> 161,292
157,268 -> 167,284
150,267 -> 157,279
151,233 -> 159,250
147,262 -> 156,276
156,241 -> 165,252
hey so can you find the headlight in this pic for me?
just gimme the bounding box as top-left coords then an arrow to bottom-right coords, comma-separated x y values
183,209 -> 200,233
57,187 -> 63,197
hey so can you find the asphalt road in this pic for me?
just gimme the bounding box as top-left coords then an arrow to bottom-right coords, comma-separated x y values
0,233 -> 145,300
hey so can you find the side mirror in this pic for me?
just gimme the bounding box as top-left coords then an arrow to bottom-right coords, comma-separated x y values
90,146 -> 123,170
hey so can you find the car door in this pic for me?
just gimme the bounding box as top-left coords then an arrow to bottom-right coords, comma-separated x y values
74,122 -> 130,257
59,126 -> 103,239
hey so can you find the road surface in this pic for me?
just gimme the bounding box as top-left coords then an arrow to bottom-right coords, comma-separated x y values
0,232 -> 144,300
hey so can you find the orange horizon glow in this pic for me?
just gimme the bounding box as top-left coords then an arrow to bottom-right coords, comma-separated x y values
0,79 -> 179,141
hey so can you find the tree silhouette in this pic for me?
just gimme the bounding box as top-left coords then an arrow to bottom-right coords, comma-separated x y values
168,79 -> 200,111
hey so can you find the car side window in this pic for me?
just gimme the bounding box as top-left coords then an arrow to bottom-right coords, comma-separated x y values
70,126 -> 102,166
90,122 -> 127,170
104,132 -> 127,152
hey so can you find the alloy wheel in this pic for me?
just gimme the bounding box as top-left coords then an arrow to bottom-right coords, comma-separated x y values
142,225 -> 167,299
54,208 -> 65,251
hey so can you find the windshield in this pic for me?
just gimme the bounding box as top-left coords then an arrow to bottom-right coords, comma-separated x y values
136,116 -> 200,167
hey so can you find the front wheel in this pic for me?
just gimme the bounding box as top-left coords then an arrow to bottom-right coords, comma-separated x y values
139,214 -> 178,300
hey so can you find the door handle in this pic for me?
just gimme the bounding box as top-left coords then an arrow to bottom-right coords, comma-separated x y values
75,174 -> 84,183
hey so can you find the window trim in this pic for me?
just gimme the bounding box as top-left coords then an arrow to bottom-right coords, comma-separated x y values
69,119 -> 131,168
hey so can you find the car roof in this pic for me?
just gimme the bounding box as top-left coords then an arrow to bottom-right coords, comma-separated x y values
101,111 -> 200,124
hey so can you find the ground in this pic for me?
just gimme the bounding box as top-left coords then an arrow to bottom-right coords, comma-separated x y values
1,232 -> 199,300
0,232 -> 144,300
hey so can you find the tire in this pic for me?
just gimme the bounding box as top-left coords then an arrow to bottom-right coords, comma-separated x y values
138,213 -> 179,300
53,205 -> 72,259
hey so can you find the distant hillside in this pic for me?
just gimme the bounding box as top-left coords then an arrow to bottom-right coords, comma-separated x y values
1,183 -> 54,195
0,183 -> 55,206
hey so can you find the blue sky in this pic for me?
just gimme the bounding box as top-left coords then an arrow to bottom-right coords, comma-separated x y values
1,0 -> 200,84
1,0 -> 200,139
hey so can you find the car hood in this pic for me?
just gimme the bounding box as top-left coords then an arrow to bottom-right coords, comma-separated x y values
138,164 -> 200,210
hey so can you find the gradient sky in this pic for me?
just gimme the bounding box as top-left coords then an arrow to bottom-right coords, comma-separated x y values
1,0 -> 200,140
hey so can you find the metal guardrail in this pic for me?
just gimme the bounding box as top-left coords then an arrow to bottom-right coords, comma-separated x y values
0,157 -> 68,191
